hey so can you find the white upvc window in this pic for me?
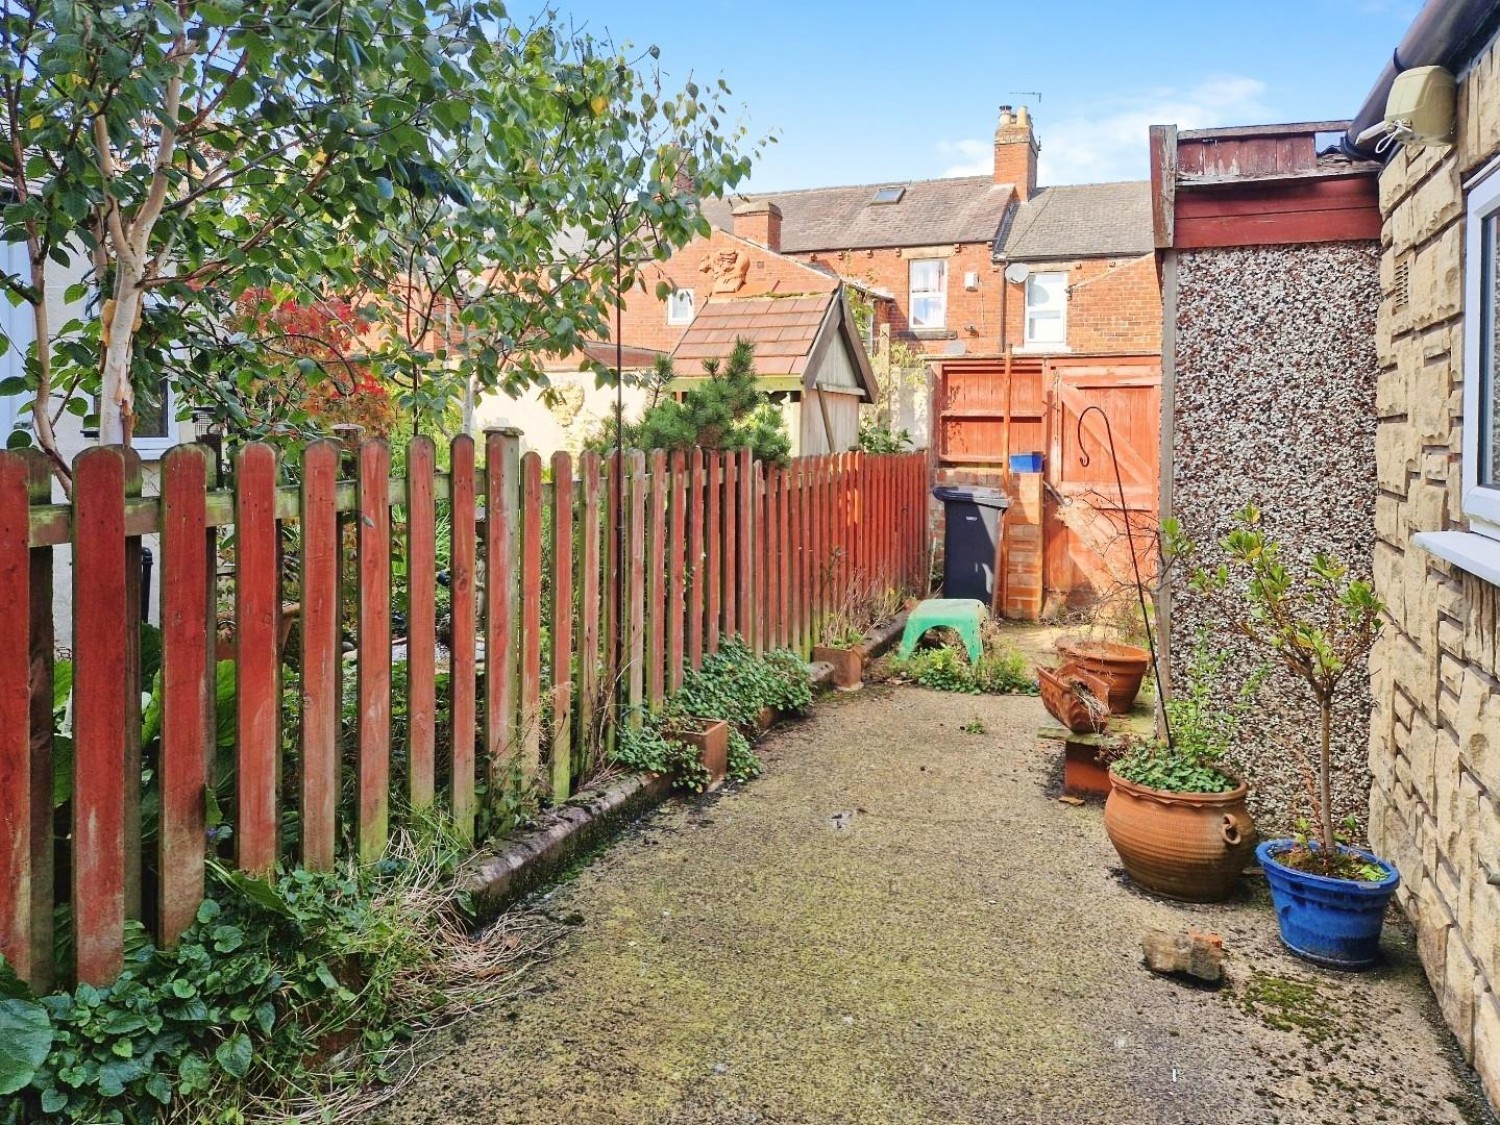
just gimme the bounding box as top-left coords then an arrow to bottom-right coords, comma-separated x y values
1413,167 -> 1500,586
667,288 -> 695,326
1024,271 -> 1068,347
908,259 -> 946,330
1463,171 -> 1500,540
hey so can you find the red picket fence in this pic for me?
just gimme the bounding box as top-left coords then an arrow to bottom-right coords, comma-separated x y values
0,437 -> 927,991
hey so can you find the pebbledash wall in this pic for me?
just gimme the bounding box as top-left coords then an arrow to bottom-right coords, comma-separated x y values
1151,121 -> 1385,837
1167,243 -> 1382,835
1368,32 -> 1500,1105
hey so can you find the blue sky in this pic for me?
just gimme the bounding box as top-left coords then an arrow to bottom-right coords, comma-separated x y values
525,0 -> 1420,190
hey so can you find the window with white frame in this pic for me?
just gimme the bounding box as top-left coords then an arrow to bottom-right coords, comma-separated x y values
908,259 -> 946,330
667,288 -> 695,326
1463,172 -> 1500,541
1024,271 -> 1068,347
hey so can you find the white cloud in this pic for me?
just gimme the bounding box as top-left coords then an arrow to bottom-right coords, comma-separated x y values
935,138 -> 993,178
1037,75 -> 1272,184
932,74 -> 1273,186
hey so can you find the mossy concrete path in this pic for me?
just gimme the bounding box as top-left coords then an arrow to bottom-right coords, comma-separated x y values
370,686 -> 1495,1125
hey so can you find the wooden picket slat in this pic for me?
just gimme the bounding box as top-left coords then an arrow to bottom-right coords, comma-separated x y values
764,466 -> 779,651
688,449 -> 705,670
485,430 -> 520,793
549,452 -> 574,804
234,443 -> 280,875
577,452 -> 602,777
603,453 -> 621,746
356,441 -> 392,863
752,460 -> 766,654
405,437 -> 437,810
667,451 -> 687,691
449,435 -> 478,841
72,447 -> 128,985
722,451 -> 737,642
705,451 -> 721,654
297,441 -> 340,870
625,451 -> 646,725
158,446 -> 210,946
22,453 -> 52,991
739,449 -> 754,652
0,454 -> 33,978
520,452 -> 543,776
777,466 -> 791,651
646,451 -> 667,709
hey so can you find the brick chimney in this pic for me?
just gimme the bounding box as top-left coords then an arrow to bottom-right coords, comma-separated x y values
732,199 -> 783,252
994,104 -> 1039,200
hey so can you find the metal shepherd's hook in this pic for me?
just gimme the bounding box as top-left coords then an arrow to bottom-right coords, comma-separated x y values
1075,404 -> 1172,748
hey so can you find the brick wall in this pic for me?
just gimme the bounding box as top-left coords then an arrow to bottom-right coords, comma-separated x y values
1369,31 -> 1500,1108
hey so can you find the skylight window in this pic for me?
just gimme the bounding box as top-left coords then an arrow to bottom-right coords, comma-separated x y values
871,186 -> 906,205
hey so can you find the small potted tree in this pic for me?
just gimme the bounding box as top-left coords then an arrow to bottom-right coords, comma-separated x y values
1182,506 -> 1398,968
1104,642 -> 1260,902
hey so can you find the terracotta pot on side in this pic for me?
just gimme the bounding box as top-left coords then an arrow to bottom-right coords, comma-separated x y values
1104,771 -> 1257,902
1057,640 -> 1151,713
812,645 -> 863,690
1039,662 -> 1111,733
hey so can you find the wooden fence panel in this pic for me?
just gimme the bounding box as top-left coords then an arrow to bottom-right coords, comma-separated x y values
405,437 -> 437,810
449,435 -> 478,842
299,441 -> 340,870
158,446 -> 211,946
550,452 -> 574,804
235,443 -> 281,875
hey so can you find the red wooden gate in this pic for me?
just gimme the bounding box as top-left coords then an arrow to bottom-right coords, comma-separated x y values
933,354 -> 1161,611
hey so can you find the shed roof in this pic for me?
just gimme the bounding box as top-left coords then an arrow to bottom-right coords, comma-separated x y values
701,176 -> 1015,253
670,290 -> 876,398
995,181 -> 1155,262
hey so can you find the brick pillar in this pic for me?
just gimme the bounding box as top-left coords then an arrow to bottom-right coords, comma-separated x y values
1002,472 -> 1043,620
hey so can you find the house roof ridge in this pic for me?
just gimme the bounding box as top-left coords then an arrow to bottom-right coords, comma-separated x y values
717,174 -> 1003,200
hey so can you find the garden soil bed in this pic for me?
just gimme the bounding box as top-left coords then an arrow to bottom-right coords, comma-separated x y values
369,685 -> 1494,1125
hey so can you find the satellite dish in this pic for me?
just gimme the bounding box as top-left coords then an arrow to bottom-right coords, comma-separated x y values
1003,262 -> 1030,284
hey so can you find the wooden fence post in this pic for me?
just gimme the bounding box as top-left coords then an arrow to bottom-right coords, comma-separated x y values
646,451 -> 667,709
356,440 -> 392,864
625,451 -> 646,726
705,451 -> 720,655
739,448 -> 754,651
722,451 -> 737,642
688,448 -> 705,670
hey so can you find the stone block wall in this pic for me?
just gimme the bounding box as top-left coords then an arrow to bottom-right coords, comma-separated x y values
1369,31 -> 1500,1108
1168,242 -> 1380,835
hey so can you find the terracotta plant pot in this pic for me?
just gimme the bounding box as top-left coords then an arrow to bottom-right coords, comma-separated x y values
1038,663 -> 1111,733
668,716 -> 730,789
1057,639 -> 1152,713
812,644 -> 864,690
1104,770 -> 1257,902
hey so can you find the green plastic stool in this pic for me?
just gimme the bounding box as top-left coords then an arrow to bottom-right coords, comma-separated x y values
897,598 -> 988,665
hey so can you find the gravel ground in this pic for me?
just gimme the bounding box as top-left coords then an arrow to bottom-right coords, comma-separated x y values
366,685 -> 1495,1125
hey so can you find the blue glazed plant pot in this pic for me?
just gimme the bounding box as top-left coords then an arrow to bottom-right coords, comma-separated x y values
1257,839 -> 1400,970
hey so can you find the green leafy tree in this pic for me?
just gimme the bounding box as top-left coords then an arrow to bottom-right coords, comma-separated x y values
591,338 -> 790,463
1168,505 -> 1384,867
0,1 -> 757,481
